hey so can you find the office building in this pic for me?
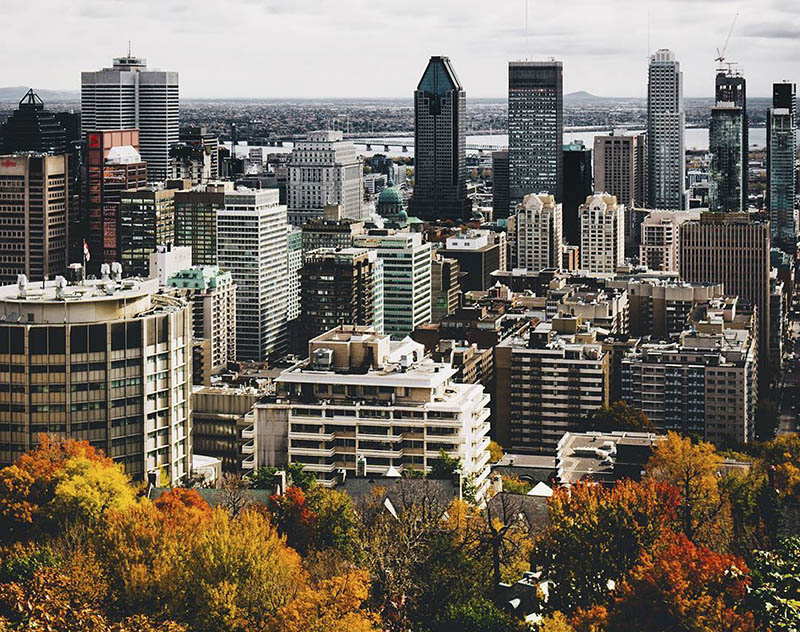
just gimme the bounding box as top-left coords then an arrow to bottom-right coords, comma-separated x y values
302,204 -> 366,252
508,61 -> 563,207
495,316 -> 610,450
85,130 -> 148,270
622,318 -> 757,446
438,230 -> 501,291
647,49 -> 685,209
715,68 -> 748,210
431,254 -> 461,323
0,153 -> 70,284
0,277 -> 192,483
298,247 -> 379,346
562,141 -> 593,244
217,189 -> 288,361
354,232 -> 431,338
287,228 -> 302,323
515,193 -> 563,272
174,181 -> 232,266
639,209 -> 700,272
767,81 -> 797,248
593,130 -> 646,210
167,266 -> 237,371
680,213 -> 771,366
119,187 -> 175,277
257,327 -> 492,497
410,56 -> 470,221
169,126 -> 219,184
709,102 -> 744,213
81,54 -> 179,181
579,193 -> 625,274
492,149 -> 510,220
287,131 -> 363,227
0,89 -> 67,155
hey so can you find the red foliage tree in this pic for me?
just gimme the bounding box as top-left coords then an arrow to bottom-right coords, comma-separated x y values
269,486 -> 316,554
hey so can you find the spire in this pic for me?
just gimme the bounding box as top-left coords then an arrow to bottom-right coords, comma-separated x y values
19,88 -> 44,109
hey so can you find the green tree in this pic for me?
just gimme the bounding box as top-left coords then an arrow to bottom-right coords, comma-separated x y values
288,462 -> 316,492
247,466 -> 278,490
585,401 -> 654,433
748,536 -> 800,631
306,487 -> 358,557
435,597 -> 522,632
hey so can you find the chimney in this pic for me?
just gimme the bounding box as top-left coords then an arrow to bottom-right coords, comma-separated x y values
276,470 -> 287,495
356,455 -> 367,477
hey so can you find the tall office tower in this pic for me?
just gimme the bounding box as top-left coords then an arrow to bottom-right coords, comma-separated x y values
81,54 -> 179,181
680,213 -> 771,370
174,181 -> 232,266
85,130 -> 148,270
639,209 -> 700,272
298,248 -> 378,345
579,193 -> 625,274
647,49 -> 685,209
169,126 -> 219,184
709,102 -> 744,212
0,154 -> 69,284
767,81 -> 797,248
495,316 -> 610,450
119,187 -> 175,277
716,68 -> 748,209
508,60 -> 564,209
515,193 -> 563,271
431,254 -> 461,323
562,141 -> 593,243
287,131 -> 363,227
0,90 -> 67,155
217,189 -> 288,361
593,130 -> 646,209
353,232 -> 431,338
491,149 -> 510,220
167,266 -> 237,371
410,56 -> 470,221
286,228 -> 302,322
0,277 -> 192,483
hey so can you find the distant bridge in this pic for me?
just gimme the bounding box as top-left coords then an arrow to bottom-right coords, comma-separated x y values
247,137 -> 504,153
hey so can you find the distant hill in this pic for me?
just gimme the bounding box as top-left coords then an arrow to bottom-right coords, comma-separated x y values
0,86 -> 79,103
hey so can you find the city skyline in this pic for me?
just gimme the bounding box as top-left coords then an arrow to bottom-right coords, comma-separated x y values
1,0 -> 798,99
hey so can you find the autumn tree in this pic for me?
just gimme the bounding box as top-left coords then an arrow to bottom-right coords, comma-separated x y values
270,486 -> 316,554
604,533 -> 755,632
645,432 -> 732,547
306,486 -> 358,558
488,441 -> 505,464
532,479 -> 679,614
585,401 -> 654,433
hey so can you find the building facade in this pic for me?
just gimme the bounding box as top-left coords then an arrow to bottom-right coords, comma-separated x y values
119,187 -> 175,277
562,141 -> 593,244
438,230 -> 501,292
217,189 -> 288,361
715,68 -> 748,211
709,102 -> 744,213
647,49 -> 685,210
593,130 -> 646,210
767,81 -> 797,248
431,254 -> 461,324
579,193 -> 625,274
174,182 -> 232,266
0,277 -> 192,483
508,61 -> 564,207
81,55 -> 179,181
515,193 -> 563,272
492,149 -> 510,220
639,210 -> 700,272
410,56 -> 470,221
0,89 -> 67,155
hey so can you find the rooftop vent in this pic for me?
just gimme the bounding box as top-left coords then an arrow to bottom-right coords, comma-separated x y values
312,348 -> 334,370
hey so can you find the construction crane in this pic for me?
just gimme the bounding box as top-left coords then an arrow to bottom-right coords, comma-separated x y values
715,12 -> 739,68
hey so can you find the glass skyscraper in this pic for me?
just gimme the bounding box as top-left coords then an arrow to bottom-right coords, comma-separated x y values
409,56 -> 470,221
508,61 -> 563,210
709,103 -> 744,213
767,81 -> 797,248
715,69 -> 748,210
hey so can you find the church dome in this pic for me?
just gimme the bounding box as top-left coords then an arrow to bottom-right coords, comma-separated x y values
378,180 -> 403,206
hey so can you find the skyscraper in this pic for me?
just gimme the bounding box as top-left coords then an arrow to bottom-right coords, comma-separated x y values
562,141 -> 592,244
647,49 -> 685,209
287,131 -> 363,227
409,56 -> 470,221
508,60 -> 563,208
0,89 -> 67,155
515,193 -> 563,271
174,182 -> 233,266
709,102 -> 744,213
81,55 -> 179,181
119,186 -> 176,277
579,193 -> 625,274
217,189 -> 288,361
491,149 -> 510,220
767,81 -> 797,249
715,69 -> 748,209
593,130 -> 646,210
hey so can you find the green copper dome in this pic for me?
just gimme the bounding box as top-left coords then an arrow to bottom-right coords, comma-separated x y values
378,180 -> 403,206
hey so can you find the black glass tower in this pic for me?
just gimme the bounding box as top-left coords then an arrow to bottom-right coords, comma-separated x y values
562,141 -> 593,245
715,69 -> 748,210
410,56 -> 470,221
0,89 -> 67,155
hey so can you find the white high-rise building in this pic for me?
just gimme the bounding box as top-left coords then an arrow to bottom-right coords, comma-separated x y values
639,210 -> 700,272
81,55 -> 179,182
515,193 -> 563,271
287,130 -> 363,227
354,232 -> 431,338
646,49 -> 685,210
579,193 -> 625,274
217,189 -> 288,361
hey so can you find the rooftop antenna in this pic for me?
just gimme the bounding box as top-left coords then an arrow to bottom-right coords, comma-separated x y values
128,40 -> 132,58
715,12 -> 739,70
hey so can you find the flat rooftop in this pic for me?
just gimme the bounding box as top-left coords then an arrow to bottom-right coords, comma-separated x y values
0,277 -> 160,305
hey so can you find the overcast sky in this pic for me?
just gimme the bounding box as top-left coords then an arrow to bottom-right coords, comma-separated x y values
1,0 -> 798,99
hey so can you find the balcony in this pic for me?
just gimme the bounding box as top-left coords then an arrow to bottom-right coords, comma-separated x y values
241,440 -> 255,455
242,455 -> 255,470
241,425 -> 255,440
289,431 -> 335,441
290,446 -> 336,458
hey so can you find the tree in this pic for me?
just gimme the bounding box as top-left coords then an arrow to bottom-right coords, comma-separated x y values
754,399 -> 780,442
481,492 -> 536,588
488,441 -> 505,464
435,597 -> 522,632
501,476 -> 532,495
748,536 -> 800,631
288,462 -> 316,492
605,533 -> 755,632
585,401 -> 654,433
306,487 -> 358,557
532,479 -> 679,614
219,473 -> 254,517
759,434 -> 800,498
428,449 -> 461,479
270,486 -> 316,554
645,432 -> 732,547
248,465 -> 279,490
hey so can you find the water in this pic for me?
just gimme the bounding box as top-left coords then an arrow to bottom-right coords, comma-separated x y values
227,127 -> 776,160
